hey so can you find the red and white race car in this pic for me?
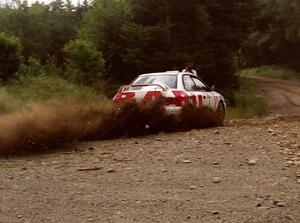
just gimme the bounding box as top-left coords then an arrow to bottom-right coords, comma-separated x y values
113,71 -> 226,124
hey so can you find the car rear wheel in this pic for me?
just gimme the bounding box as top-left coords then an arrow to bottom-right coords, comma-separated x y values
215,102 -> 225,126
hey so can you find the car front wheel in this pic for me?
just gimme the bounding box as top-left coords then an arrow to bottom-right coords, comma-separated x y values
215,102 -> 225,126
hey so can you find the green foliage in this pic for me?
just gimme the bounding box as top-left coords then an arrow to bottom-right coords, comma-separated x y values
0,0 -> 87,65
120,0 -> 213,82
3,0 -> 298,93
0,33 -> 22,82
0,57 -> 110,113
240,65 -> 300,80
6,74 -> 103,103
79,0 -> 133,82
226,79 -> 266,119
17,57 -> 62,78
5,56 -> 104,103
64,39 -> 106,85
77,0 -> 257,88
242,0 -> 300,71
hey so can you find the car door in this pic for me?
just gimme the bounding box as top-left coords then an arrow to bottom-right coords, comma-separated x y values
182,75 -> 214,109
191,76 -> 216,110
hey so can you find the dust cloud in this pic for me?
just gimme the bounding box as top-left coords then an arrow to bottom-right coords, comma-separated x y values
0,99 -> 217,156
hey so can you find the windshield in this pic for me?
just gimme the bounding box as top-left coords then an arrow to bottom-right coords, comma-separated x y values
132,75 -> 177,89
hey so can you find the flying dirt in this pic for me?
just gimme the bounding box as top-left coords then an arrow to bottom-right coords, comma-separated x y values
0,99 -> 218,156
0,77 -> 299,223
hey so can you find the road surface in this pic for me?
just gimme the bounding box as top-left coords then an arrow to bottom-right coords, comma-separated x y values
248,76 -> 300,116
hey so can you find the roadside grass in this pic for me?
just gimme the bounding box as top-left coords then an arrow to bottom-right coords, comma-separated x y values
0,74 -> 111,114
240,65 -> 300,80
7,74 -> 107,103
225,78 -> 266,120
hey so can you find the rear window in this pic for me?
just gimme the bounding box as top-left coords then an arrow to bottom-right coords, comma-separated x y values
132,75 -> 177,88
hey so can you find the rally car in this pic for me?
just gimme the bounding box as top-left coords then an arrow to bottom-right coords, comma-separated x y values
113,71 -> 226,125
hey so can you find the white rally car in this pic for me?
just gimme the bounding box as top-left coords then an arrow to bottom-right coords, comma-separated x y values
113,71 -> 226,125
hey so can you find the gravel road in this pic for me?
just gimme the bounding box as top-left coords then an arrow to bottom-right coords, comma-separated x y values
248,76 -> 300,116
0,77 -> 299,223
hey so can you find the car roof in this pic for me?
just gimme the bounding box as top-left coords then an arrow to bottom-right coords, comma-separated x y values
139,71 -> 183,77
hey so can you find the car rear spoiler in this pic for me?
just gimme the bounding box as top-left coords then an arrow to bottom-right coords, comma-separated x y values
118,84 -> 167,93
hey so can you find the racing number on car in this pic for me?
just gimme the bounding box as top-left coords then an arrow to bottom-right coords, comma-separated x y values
188,93 -> 206,108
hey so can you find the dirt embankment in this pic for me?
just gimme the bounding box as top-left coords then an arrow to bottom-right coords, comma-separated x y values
0,78 -> 299,223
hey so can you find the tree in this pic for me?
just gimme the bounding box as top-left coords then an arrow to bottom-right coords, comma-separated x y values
79,0 -> 212,82
64,39 -> 105,85
0,33 -> 22,82
0,0 -> 260,89
202,0 -> 257,87
242,0 -> 300,71
124,0 -> 212,81
79,0 -> 133,82
0,0 -> 86,66
79,0 -> 257,88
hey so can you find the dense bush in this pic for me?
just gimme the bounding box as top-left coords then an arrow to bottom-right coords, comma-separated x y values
225,79 -> 266,119
64,39 -> 106,85
0,33 -> 22,82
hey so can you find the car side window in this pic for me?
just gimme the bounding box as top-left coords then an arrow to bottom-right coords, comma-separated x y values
192,77 -> 208,91
183,75 -> 197,91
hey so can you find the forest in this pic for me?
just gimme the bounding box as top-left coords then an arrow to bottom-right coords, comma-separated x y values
0,0 -> 299,109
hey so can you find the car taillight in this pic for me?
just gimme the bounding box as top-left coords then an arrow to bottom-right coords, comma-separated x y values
113,92 -> 136,105
168,90 -> 189,107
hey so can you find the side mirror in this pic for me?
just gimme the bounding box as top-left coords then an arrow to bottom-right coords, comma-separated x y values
210,85 -> 215,91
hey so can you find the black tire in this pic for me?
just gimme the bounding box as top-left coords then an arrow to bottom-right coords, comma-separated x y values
215,102 -> 225,126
